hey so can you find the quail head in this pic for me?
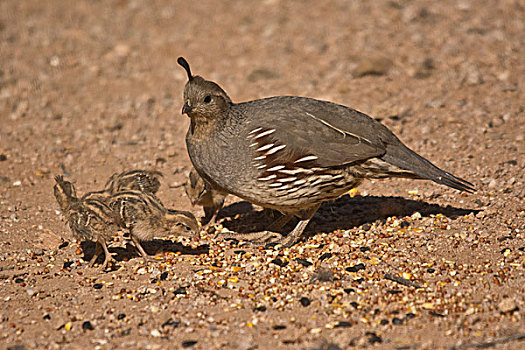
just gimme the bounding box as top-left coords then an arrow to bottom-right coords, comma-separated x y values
184,167 -> 227,225
177,57 -> 475,248
108,190 -> 199,258
83,169 -> 163,201
54,176 -> 119,269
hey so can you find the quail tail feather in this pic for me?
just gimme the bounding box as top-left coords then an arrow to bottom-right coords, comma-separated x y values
381,142 -> 475,193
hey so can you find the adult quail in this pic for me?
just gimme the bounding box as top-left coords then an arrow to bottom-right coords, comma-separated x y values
176,57 -> 475,247
54,176 -> 119,268
83,169 -> 163,201
184,167 -> 227,225
108,190 -> 199,258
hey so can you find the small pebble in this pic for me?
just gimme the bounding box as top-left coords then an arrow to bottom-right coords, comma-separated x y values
366,332 -> 383,344
299,297 -> 311,307
82,321 -> 94,331
117,313 -> 126,320
392,317 -> 403,325
93,283 -> 103,289
270,258 -> 288,267
498,297 -> 518,313
181,340 -> 198,348
173,287 -> 187,295
272,324 -> 286,330
334,321 -> 352,328
253,306 -> 267,312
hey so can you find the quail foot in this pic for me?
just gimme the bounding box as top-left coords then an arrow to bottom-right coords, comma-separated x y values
108,190 -> 199,260
54,176 -> 119,269
177,57 -> 475,248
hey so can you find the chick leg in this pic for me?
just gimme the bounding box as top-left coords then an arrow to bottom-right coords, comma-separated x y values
130,234 -> 155,263
88,241 -> 103,266
100,240 -> 115,270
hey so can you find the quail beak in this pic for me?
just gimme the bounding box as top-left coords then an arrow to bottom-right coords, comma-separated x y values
182,101 -> 193,115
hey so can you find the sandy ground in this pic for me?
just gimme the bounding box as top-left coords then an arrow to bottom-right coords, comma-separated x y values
1,0 -> 524,349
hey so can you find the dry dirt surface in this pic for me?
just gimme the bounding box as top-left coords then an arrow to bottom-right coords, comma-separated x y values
1,0 -> 524,349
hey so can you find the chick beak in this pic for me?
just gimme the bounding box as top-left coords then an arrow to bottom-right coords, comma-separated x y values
182,101 -> 193,115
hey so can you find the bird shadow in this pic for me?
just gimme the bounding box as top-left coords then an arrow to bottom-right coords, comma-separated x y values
219,194 -> 480,236
81,239 -> 209,264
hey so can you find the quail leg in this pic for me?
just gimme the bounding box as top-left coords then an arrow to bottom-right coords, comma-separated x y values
100,240 -> 115,270
276,204 -> 321,248
267,213 -> 294,231
130,234 -> 155,262
277,218 -> 312,248
202,206 -> 218,226
88,241 -> 103,266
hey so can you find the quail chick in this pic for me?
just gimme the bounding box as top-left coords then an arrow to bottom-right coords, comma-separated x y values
176,57 -> 475,248
54,176 -> 119,268
108,190 -> 199,258
83,169 -> 163,201
184,167 -> 227,225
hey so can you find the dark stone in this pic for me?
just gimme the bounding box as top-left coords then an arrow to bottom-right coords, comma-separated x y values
361,224 -> 371,231
117,313 -> 126,320
392,317 -> 403,325
174,287 -> 187,295
82,321 -> 94,331
93,283 -> 103,289
181,340 -> 198,348
334,321 -> 352,328
270,258 -> 288,267
253,306 -> 267,312
160,272 -> 169,280
272,324 -> 287,330
366,332 -> 383,344
299,297 -> 311,307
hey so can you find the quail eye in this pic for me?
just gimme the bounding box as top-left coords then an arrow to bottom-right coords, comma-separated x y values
203,95 -> 211,103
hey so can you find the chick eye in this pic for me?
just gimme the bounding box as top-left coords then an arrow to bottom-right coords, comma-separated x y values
203,95 -> 211,103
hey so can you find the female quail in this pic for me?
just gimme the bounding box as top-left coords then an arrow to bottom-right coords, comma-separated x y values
54,176 -> 119,268
108,190 -> 199,258
177,57 -> 475,247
